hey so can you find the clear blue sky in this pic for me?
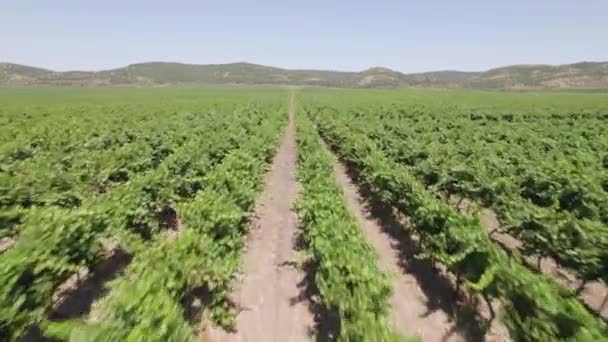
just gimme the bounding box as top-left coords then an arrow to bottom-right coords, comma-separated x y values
1,0 -> 606,73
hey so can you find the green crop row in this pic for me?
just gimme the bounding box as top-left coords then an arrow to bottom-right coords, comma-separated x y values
0,110 -> 218,239
295,111 -> 417,341
0,104 -> 278,341
319,103 -> 608,287
45,106 -> 286,341
308,109 -> 608,341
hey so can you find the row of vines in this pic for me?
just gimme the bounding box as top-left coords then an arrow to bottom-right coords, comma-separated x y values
302,89 -> 608,340
0,89 -> 286,341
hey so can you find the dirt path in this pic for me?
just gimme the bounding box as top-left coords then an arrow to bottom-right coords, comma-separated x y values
326,152 -> 512,342
328,158 -> 464,341
205,94 -> 313,342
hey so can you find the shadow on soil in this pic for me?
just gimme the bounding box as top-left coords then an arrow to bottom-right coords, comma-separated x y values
339,157 -> 493,342
19,248 -> 132,342
180,286 -> 214,332
50,248 -> 132,320
286,218 -> 341,342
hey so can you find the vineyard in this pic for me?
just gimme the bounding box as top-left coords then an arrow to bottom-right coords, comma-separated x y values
1,87 -> 607,341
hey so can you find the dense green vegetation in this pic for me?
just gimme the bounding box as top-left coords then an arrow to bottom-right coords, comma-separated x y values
0,87 -> 286,341
305,89 -> 608,286
50,103 -> 285,341
0,87 -> 281,236
1,86 -> 607,341
295,111 -> 416,341
302,88 -> 608,341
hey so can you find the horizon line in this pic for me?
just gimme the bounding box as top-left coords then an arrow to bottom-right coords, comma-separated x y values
1,59 -> 606,75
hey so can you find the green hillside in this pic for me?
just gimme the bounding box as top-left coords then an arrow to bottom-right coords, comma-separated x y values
1,60 -> 607,90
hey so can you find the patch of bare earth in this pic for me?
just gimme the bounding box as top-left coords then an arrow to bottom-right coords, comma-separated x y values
50,242 -> 132,320
0,236 -> 16,253
451,197 -> 608,321
328,153 -> 511,342
18,241 -> 132,342
204,95 -> 314,341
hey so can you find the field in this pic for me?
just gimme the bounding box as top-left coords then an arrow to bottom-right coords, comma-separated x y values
1,86 -> 607,341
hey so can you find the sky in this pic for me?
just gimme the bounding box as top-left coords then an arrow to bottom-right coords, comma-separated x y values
1,0 -> 606,73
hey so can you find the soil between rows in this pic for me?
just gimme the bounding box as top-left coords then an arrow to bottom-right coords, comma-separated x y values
205,95 -> 315,341
205,96 -> 516,342
322,140 -> 511,342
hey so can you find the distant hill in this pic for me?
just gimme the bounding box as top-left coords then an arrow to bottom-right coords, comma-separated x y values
1,61 -> 607,90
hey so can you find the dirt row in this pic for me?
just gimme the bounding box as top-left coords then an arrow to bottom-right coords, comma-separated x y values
204,94 -> 314,341
205,96 -> 511,341
329,154 -> 513,342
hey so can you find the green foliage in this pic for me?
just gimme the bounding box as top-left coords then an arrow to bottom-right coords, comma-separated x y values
303,90 -> 608,287
305,101 -> 608,341
295,112 -> 418,341
0,88 -> 286,341
55,102 -> 286,341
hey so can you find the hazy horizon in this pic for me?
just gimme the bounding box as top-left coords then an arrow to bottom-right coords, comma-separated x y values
2,1 -> 607,73
4,59 -> 608,75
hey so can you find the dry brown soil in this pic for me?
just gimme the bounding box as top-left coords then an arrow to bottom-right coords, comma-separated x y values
327,153 -> 512,342
205,95 -> 314,342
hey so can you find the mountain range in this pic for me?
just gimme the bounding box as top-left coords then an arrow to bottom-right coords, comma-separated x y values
1,61 -> 607,90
